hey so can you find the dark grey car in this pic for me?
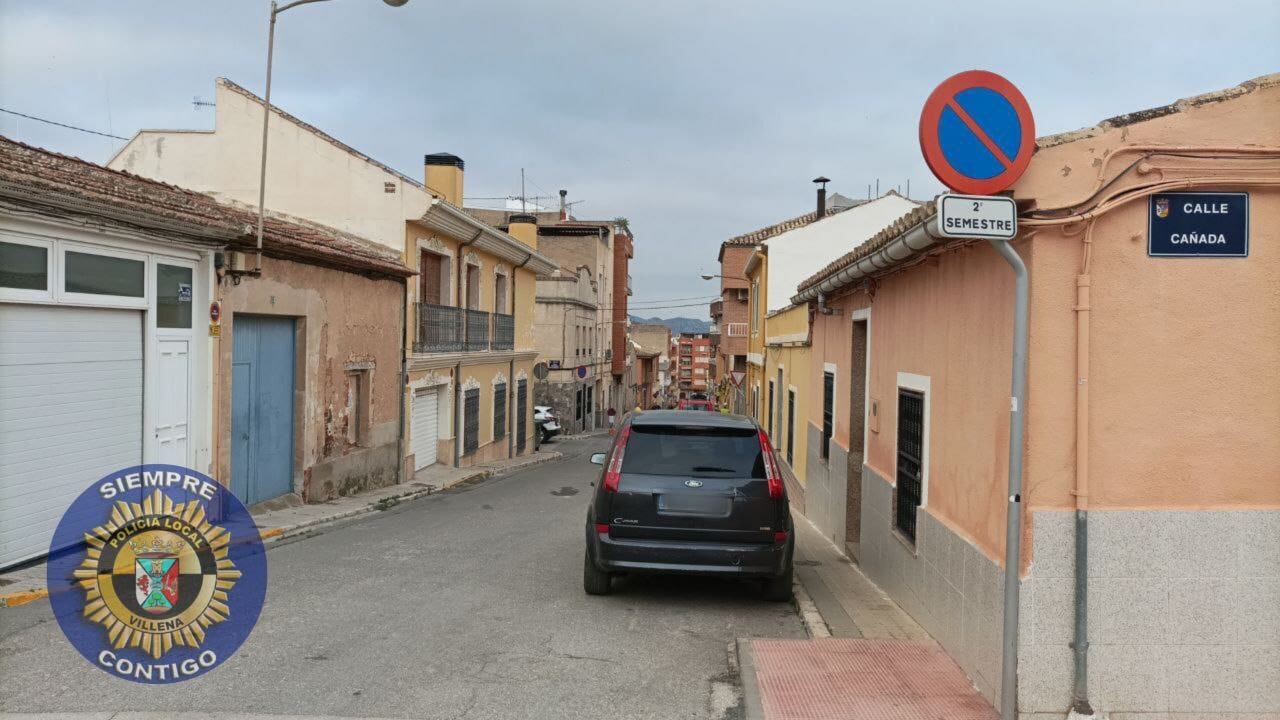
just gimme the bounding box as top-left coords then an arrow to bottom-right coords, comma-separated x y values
583,410 -> 794,601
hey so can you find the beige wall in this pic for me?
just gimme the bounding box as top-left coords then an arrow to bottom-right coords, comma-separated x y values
110,79 -> 430,252
213,254 -> 404,502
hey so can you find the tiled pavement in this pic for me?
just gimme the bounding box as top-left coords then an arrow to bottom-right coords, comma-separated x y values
736,512 -> 997,719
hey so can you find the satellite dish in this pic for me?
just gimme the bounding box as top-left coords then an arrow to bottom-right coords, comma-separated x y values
533,362 -> 549,380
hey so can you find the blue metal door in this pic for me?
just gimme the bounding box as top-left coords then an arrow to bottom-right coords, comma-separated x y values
231,315 -> 295,505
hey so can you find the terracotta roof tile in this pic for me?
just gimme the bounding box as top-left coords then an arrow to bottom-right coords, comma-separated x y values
0,134 -> 412,278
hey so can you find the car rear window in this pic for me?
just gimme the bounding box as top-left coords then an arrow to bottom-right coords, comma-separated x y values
621,425 -> 764,478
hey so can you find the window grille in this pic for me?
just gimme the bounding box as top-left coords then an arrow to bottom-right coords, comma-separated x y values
464,388 -> 480,455
822,372 -> 834,460
895,389 -> 925,542
493,383 -> 507,441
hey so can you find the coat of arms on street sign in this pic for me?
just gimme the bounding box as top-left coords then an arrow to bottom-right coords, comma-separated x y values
1155,197 -> 1170,218
48,466 -> 269,684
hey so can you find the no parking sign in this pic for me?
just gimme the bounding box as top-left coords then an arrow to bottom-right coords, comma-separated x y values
919,70 -> 1035,195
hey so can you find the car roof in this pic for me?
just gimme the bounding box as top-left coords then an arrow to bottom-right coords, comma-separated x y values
630,409 -> 757,429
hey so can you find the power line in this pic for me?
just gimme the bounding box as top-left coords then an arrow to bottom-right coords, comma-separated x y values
627,294 -> 720,306
0,108 -> 129,141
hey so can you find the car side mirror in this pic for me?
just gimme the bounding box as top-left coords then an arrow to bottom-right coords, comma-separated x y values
589,452 -> 606,465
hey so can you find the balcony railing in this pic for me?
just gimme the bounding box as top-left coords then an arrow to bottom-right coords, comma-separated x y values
464,309 -> 490,351
726,322 -> 748,337
492,312 -> 514,350
416,304 -> 513,354
416,303 -> 463,352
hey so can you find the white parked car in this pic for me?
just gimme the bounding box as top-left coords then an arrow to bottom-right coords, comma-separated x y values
533,406 -> 561,442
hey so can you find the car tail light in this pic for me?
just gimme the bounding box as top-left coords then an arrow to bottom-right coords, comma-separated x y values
594,523 -> 609,535
602,425 -> 631,492
758,429 -> 783,499
773,530 -> 789,543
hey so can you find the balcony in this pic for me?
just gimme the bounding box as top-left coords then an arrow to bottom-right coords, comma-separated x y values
416,303 -> 463,352
464,309 -> 490,351
492,312 -> 514,350
416,304 -> 513,354
726,322 -> 748,337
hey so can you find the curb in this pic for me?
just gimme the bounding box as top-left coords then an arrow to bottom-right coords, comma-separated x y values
735,638 -> 765,720
0,588 -> 49,609
0,451 -> 563,609
793,578 -> 832,638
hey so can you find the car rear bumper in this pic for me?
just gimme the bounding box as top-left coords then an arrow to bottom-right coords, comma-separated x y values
588,529 -> 790,578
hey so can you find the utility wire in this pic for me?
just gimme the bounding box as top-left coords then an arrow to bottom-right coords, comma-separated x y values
0,108 -> 129,141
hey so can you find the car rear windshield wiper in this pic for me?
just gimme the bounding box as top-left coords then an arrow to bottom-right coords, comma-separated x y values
690,466 -> 737,473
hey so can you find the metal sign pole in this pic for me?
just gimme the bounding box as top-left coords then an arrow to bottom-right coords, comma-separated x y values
988,237 -> 1028,720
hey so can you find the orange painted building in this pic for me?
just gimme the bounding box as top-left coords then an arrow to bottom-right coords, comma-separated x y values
792,75 -> 1280,715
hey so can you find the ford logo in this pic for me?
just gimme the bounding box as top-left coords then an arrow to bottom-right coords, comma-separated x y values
684,480 -> 703,488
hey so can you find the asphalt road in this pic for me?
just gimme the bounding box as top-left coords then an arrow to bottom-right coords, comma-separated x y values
0,435 -> 802,719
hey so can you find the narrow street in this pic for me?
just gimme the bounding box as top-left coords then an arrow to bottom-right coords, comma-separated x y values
0,435 -> 803,720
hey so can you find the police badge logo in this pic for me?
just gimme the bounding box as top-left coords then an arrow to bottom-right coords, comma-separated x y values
48,465 -> 267,684
1155,197 -> 1170,218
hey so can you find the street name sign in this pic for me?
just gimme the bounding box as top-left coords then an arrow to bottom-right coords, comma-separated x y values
919,70 -> 1036,195
1148,191 -> 1249,257
937,194 -> 1017,240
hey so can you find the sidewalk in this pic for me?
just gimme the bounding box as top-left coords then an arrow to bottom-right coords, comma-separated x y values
0,450 -> 561,609
736,512 -> 996,720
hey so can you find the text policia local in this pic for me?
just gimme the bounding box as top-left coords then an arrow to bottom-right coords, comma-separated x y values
99,470 -> 219,501
943,216 -> 1013,232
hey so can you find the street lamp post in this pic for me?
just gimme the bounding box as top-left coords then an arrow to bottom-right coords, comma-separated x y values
253,0 -> 408,273
700,273 -> 747,281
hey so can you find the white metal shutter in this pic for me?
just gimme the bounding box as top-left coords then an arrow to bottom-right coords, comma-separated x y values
411,387 -> 439,470
0,304 -> 143,568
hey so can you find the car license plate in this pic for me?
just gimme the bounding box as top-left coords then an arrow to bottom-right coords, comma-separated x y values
657,494 -> 731,517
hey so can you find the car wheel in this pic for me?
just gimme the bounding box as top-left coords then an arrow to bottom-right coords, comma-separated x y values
761,562 -> 793,602
583,548 -> 612,596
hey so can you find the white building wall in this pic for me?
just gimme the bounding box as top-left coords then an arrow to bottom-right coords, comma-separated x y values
109,79 -> 429,253
763,194 -> 919,312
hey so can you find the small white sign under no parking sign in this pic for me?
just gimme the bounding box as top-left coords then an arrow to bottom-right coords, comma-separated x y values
937,194 -> 1018,240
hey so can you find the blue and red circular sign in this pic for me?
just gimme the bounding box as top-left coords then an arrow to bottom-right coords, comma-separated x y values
47,465 -> 268,684
919,70 -> 1035,195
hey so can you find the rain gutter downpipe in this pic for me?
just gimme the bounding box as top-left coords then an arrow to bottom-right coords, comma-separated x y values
988,236 -> 1028,720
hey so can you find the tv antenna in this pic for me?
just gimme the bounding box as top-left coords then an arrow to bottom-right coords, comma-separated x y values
192,96 -> 215,111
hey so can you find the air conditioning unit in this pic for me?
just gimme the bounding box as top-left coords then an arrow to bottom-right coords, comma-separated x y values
226,250 -> 254,272
604,349 -> 612,360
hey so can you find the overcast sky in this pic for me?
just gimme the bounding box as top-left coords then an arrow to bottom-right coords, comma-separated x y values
2,1 -> 1277,317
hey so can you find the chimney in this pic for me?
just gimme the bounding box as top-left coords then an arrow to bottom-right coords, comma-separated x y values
424,153 -> 464,205
559,189 -> 568,220
813,176 -> 830,218
507,213 -> 538,250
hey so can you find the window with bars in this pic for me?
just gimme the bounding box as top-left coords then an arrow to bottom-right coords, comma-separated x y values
766,381 -> 774,436
493,383 -> 507,441
516,380 -> 527,453
895,388 -> 925,542
463,388 -> 480,455
786,389 -> 795,465
822,371 -> 834,461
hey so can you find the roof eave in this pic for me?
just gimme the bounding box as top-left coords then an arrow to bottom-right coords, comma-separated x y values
791,212 -> 941,305
422,200 -> 558,275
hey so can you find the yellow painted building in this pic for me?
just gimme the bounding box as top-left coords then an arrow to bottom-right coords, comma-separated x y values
762,303 -> 811,487
742,245 -> 811,495
403,155 -> 559,473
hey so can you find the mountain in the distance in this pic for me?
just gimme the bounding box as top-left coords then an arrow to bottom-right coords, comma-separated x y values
629,316 -> 711,335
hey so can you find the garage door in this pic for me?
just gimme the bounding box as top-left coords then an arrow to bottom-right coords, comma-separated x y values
0,304 -> 143,569
412,387 -> 439,470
